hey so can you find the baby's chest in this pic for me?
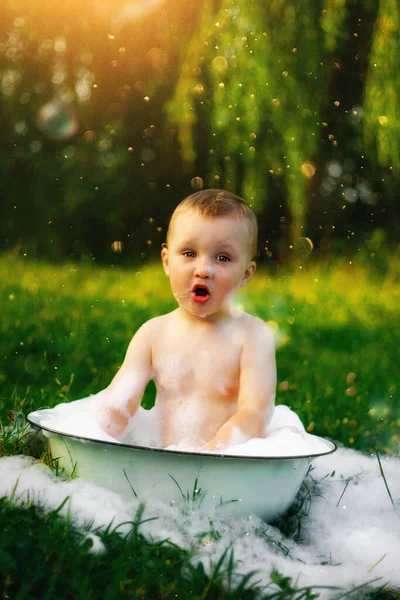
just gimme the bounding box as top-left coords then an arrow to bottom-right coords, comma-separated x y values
152,338 -> 241,396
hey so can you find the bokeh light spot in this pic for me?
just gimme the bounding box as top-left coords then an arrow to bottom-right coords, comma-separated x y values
211,56 -> 228,74
36,102 -> 78,140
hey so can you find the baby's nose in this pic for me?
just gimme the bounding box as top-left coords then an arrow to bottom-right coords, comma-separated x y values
195,258 -> 214,278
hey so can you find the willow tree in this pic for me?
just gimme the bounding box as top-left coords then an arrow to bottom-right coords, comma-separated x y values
364,0 -> 400,171
167,0 -> 399,246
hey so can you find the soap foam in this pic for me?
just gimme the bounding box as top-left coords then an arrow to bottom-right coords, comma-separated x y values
40,398 -> 332,457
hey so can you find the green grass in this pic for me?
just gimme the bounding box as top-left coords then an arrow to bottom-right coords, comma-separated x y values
1,254 -> 399,452
1,254 -> 399,599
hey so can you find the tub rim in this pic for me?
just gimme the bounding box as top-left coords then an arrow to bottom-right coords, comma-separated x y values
27,409 -> 337,461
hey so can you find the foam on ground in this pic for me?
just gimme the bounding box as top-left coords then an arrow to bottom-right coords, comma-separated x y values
1,449 -> 399,598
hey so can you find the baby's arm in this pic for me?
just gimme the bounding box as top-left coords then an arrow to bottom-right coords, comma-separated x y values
96,320 -> 154,438
206,319 -> 276,451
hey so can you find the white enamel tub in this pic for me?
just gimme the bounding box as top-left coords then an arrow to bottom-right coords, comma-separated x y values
27,408 -> 336,522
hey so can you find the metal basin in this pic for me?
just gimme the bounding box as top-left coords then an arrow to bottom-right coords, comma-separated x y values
27,408 -> 336,522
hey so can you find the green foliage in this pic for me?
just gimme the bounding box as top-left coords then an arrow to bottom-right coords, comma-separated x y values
166,0 -> 399,243
364,0 -> 400,171
0,0 -> 399,260
167,0 -> 327,236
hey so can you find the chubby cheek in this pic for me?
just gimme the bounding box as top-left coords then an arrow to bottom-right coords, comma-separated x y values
218,273 -> 242,297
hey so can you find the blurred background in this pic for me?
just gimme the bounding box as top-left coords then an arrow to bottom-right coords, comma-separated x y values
1,0 -> 399,265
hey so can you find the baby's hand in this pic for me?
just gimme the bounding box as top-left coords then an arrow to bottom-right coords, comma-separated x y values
96,403 -> 130,439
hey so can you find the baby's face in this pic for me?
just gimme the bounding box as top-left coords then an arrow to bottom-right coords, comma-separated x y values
162,209 -> 256,321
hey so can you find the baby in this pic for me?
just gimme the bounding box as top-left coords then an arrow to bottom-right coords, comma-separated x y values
97,189 -> 276,451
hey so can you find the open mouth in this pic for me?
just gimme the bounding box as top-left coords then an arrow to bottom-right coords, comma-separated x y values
191,285 -> 210,303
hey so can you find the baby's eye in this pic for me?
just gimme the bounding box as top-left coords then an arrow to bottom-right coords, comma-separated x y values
216,255 -> 230,263
183,251 -> 196,258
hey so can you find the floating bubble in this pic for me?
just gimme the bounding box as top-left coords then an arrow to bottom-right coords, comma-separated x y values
211,56 -> 228,73
141,147 -> 156,162
190,177 -> 203,191
300,162 -> 316,179
83,130 -> 96,143
111,241 -> 123,253
98,138 -> 111,151
293,237 -> 313,259
36,102 -> 78,140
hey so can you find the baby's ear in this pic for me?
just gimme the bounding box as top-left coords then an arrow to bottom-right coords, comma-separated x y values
161,245 -> 169,276
240,260 -> 256,287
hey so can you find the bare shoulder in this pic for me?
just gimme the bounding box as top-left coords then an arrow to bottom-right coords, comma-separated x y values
128,312 -> 175,349
241,313 -> 275,347
135,314 -> 166,335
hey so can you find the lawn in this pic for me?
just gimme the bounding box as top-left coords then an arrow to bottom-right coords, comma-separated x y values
1,254 -> 399,599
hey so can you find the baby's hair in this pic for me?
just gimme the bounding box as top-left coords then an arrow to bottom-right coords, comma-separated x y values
166,189 -> 258,258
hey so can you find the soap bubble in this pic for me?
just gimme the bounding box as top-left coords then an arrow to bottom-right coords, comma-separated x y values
293,237 -> 313,259
190,177 -> 203,191
36,102 -> 78,140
